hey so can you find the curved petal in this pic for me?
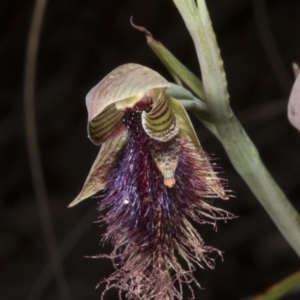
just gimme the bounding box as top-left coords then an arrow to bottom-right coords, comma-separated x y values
68,130 -> 128,207
142,90 -> 179,141
86,64 -> 170,144
88,104 -> 125,145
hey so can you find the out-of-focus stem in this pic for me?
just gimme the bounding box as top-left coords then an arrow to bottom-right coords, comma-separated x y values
252,270 -> 300,300
172,0 -> 300,257
24,0 -> 71,299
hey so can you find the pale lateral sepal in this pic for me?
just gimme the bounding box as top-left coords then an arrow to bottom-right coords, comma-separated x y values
68,131 -> 128,207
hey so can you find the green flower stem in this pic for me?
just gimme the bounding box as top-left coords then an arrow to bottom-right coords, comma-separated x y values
172,0 -> 300,257
252,270 -> 300,300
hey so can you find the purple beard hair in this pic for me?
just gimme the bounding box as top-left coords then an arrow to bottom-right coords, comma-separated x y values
96,110 -> 233,300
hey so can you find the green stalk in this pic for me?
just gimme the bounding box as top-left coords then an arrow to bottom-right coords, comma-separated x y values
171,0 -> 300,256
253,270 -> 300,300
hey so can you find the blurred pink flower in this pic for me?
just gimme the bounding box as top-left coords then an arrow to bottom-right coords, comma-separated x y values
288,63 -> 300,131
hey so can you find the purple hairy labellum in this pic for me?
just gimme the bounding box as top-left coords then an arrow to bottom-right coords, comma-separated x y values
69,63 -> 234,300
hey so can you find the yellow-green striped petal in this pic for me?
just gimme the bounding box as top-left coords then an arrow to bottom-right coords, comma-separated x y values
86,63 -> 170,145
88,104 -> 125,145
142,91 -> 179,141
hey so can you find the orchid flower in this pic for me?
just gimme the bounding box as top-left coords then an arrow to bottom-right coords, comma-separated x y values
69,63 -> 233,300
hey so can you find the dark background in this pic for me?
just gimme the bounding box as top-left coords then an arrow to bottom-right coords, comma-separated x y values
1,0 -> 300,299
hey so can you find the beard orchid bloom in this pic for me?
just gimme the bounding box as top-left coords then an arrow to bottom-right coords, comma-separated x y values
69,63 -> 233,300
